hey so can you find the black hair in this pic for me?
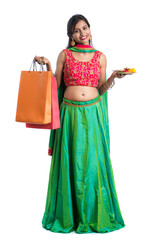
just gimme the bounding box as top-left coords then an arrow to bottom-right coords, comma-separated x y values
67,14 -> 91,48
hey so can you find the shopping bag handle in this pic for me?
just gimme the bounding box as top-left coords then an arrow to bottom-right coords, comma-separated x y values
29,60 -> 45,72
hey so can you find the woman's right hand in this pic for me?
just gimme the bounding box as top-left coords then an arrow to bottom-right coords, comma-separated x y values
34,56 -> 50,65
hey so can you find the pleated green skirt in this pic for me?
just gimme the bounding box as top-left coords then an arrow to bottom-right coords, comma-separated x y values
42,95 -> 125,234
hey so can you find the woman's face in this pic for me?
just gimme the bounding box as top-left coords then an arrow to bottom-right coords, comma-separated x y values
72,20 -> 91,45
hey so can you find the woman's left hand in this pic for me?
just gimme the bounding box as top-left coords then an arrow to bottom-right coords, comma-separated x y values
111,71 -> 126,79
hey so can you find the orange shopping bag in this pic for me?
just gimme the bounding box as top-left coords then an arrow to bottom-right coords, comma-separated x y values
16,61 -> 52,124
26,76 -> 60,129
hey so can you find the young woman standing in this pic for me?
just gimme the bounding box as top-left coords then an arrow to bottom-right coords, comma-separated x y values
35,14 -> 126,234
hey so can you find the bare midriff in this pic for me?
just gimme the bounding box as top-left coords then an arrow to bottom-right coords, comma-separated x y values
64,86 -> 99,101
63,51 -> 101,101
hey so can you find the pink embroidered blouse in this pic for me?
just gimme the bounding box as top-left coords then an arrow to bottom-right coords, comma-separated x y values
63,49 -> 102,87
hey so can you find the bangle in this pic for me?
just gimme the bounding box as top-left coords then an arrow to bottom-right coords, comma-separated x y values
103,79 -> 115,90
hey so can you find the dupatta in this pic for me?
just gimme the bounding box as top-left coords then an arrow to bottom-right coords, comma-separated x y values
48,44 -> 110,155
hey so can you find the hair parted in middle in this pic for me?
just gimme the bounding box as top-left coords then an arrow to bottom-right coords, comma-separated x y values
67,14 -> 91,48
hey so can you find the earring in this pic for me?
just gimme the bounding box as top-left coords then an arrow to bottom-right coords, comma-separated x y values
90,35 -> 92,41
71,38 -> 75,47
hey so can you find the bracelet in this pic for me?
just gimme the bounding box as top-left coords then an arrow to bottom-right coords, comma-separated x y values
103,79 -> 115,90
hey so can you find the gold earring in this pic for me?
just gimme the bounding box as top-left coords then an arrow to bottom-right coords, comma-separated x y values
90,35 -> 92,41
71,38 -> 75,47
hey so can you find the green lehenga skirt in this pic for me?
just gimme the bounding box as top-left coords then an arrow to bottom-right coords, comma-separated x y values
42,95 -> 125,234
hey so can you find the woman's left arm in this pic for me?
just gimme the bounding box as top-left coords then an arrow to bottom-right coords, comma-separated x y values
98,53 -> 109,95
98,53 -> 125,95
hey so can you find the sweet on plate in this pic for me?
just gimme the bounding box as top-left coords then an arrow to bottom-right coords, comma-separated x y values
120,68 -> 136,73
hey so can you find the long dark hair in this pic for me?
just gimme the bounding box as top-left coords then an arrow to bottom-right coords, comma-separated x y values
67,14 -> 92,48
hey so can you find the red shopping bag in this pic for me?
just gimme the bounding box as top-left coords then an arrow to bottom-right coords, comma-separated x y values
26,76 -> 60,129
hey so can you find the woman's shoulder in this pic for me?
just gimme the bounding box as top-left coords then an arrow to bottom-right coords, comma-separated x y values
96,50 -> 106,59
61,49 -> 72,58
62,48 -> 71,53
95,50 -> 106,63
56,50 -> 66,63
57,49 -> 72,64
58,49 -> 70,56
95,49 -> 105,56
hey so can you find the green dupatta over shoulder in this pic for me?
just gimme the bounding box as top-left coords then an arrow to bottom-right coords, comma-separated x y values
48,44 -> 110,155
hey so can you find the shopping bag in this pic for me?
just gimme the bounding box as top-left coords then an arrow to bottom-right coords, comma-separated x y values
26,76 -> 60,129
16,61 -> 51,124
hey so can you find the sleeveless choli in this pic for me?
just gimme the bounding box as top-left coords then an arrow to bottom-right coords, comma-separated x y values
63,49 -> 102,87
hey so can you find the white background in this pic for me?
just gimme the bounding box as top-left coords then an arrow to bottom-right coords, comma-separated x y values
0,0 -> 160,239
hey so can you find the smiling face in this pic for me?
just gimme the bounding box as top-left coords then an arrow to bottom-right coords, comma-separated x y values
72,20 -> 91,45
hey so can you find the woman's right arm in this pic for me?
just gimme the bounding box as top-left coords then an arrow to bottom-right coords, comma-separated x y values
54,51 -> 65,89
34,51 -> 65,89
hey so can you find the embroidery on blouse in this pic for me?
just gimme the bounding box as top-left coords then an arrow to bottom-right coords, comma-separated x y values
63,49 -> 102,87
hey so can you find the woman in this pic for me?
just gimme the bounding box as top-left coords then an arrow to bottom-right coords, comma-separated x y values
35,14 -> 126,234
